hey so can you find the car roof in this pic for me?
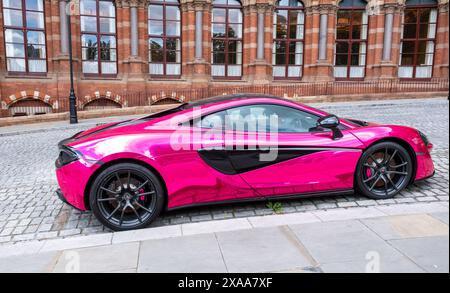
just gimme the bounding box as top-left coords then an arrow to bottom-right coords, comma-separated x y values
184,93 -> 292,108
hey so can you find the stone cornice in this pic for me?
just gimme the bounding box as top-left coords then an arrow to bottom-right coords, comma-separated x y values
305,4 -> 338,14
180,0 -> 212,11
118,0 -> 147,8
243,2 -> 275,14
242,0 -> 276,7
438,2 -> 449,12
180,0 -> 212,5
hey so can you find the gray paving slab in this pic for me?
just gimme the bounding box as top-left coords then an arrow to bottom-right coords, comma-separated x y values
137,233 -> 227,273
289,220 -> 420,270
375,202 -> 449,216
313,207 -> 385,222
248,212 -> 320,228
112,225 -> 182,244
0,251 -> 59,273
216,226 -> 314,273
388,236 -> 449,273
181,218 -> 252,235
320,259 -> 425,273
430,212 -> 450,225
361,214 -> 449,240
52,242 -> 139,273
40,233 -> 113,252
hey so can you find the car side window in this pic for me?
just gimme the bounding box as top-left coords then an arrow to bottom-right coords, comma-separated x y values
195,104 -> 321,133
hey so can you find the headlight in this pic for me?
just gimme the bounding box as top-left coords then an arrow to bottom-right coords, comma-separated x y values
418,130 -> 430,146
56,146 -> 80,168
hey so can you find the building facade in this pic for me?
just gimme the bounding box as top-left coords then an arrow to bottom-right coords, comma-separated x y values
0,0 -> 448,117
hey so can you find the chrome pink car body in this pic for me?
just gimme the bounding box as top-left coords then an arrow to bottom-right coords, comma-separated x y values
56,97 -> 435,211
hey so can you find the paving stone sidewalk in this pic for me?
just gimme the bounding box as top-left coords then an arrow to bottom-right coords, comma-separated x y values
0,204 -> 448,273
0,97 -> 448,246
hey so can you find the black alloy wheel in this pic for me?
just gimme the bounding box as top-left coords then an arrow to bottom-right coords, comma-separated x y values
356,142 -> 413,199
90,163 -> 164,231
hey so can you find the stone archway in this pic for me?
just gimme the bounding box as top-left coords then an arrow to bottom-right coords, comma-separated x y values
83,98 -> 123,111
80,91 -> 126,110
2,91 -> 58,117
3,91 -> 57,110
8,98 -> 53,117
151,98 -> 183,105
150,93 -> 186,105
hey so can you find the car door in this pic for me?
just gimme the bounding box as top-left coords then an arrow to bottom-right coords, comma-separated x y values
215,103 -> 366,197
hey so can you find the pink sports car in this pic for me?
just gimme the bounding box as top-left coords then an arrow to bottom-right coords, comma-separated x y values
55,94 -> 435,231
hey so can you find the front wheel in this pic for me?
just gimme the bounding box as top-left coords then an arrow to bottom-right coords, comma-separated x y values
356,142 -> 413,199
89,163 -> 165,231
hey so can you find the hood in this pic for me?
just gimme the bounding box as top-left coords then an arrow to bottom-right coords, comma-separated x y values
58,118 -> 149,148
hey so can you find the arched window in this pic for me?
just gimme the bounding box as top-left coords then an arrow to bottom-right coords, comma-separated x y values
211,0 -> 243,78
80,0 -> 117,75
273,0 -> 304,79
334,0 -> 368,79
8,98 -> 52,116
399,0 -> 438,79
148,0 -> 181,76
2,0 -> 47,74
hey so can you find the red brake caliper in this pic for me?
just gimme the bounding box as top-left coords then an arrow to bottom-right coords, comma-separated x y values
139,188 -> 146,201
365,166 -> 372,178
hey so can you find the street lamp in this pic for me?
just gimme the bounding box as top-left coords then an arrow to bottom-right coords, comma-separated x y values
67,0 -> 78,124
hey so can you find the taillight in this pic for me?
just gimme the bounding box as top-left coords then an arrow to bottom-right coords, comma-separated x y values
55,146 -> 80,168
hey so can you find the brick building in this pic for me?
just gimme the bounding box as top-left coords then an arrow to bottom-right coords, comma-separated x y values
0,0 -> 448,117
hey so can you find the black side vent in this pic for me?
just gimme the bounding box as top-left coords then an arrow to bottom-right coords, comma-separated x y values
346,118 -> 369,127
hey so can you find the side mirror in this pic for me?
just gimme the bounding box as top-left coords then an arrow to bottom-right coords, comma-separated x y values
317,115 -> 343,140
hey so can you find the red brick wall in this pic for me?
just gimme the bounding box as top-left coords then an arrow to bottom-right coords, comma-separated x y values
0,0 -> 448,117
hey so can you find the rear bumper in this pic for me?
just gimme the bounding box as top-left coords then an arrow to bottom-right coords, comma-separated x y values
56,189 -> 84,211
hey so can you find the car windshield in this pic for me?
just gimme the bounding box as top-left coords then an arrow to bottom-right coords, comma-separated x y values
139,95 -> 293,121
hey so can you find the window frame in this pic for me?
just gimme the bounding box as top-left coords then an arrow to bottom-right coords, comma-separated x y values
148,0 -> 182,78
80,0 -> 118,77
191,103 -> 342,134
334,0 -> 368,81
1,0 -> 48,76
399,2 -> 438,80
211,0 -> 244,80
272,0 -> 305,80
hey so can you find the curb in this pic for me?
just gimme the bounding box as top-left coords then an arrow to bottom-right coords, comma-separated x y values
0,201 -> 447,258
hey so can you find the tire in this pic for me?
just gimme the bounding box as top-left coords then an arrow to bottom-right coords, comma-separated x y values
356,141 -> 413,200
89,163 -> 165,231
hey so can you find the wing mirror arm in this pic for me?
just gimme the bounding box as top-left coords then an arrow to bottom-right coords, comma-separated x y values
317,115 -> 344,140
331,127 -> 344,140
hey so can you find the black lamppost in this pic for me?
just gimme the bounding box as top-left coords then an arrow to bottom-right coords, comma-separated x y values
67,0 -> 78,124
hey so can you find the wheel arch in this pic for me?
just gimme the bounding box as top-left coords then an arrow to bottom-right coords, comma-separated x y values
360,137 -> 417,185
83,158 -> 168,211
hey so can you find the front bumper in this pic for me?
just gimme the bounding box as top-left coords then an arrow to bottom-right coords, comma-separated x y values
414,151 -> 435,181
56,159 -> 100,211
415,170 -> 435,182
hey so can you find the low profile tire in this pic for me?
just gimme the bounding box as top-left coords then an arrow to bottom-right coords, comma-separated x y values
356,142 -> 413,200
89,163 -> 165,231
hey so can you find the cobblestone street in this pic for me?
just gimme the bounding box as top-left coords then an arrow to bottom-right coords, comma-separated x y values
0,98 -> 448,245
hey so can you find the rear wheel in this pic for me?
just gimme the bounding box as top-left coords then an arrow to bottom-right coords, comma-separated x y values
356,142 -> 413,199
89,163 -> 164,231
